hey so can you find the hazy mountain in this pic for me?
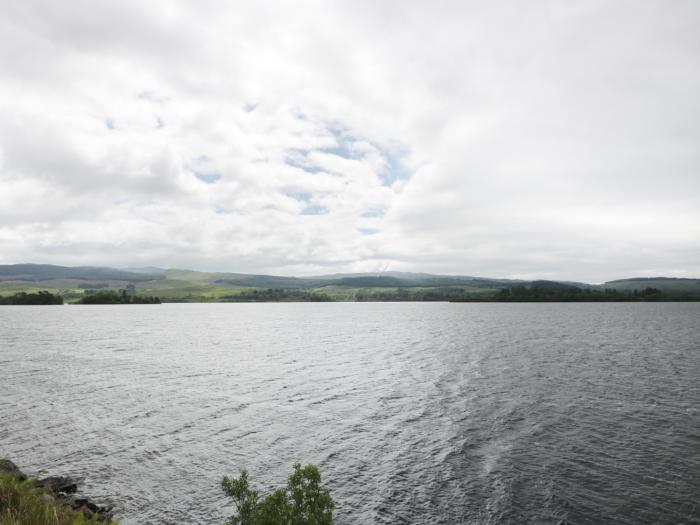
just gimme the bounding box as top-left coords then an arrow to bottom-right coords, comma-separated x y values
0,264 -> 163,282
601,277 -> 700,293
312,271 -> 457,280
121,266 -> 167,274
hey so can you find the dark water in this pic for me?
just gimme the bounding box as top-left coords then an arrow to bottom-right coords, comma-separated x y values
1,303 -> 698,524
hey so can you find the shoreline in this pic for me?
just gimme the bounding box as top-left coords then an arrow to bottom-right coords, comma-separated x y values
0,458 -> 116,523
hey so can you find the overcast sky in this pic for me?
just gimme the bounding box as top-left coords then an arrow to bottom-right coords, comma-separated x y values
1,1 -> 698,282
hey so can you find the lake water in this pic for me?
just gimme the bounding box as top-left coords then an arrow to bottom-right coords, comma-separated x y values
1,303 -> 699,524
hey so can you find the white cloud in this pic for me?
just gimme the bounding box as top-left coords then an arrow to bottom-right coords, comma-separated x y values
0,0 -> 698,281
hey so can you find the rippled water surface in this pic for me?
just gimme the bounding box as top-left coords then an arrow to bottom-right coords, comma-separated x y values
1,303 -> 699,524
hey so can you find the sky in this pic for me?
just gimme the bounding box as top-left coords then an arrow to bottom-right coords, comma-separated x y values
0,0 -> 698,282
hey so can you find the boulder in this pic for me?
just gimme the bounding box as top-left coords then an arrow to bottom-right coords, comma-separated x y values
0,458 -> 26,480
36,475 -> 78,494
65,495 -> 115,522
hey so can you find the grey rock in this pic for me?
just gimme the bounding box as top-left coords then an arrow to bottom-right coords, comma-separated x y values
65,496 -> 114,522
36,475 -> 78,494
0,458 -> 26,480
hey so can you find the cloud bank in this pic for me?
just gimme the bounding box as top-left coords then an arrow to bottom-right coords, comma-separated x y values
1,0 -> 698,281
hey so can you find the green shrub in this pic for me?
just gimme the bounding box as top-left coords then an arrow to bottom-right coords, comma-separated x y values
221,464 -> 334,525
0,474 -> 117,525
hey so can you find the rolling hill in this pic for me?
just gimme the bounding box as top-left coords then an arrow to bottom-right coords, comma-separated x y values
600,277 -> 700,293
0,264 -> 698,302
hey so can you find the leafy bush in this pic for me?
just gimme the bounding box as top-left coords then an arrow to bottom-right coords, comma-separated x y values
221,464 -> 334,525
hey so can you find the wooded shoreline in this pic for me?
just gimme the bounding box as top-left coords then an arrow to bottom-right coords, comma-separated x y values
2,286 -> 700,304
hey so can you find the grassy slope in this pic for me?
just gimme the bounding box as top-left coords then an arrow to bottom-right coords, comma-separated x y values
0,282 -> 83,302
0,474 -> 116,525
136,280 -> 249,301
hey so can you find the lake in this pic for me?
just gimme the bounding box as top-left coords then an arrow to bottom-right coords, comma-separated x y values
1,303 -> 698,524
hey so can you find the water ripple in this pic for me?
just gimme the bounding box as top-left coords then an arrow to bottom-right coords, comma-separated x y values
1,303 -> 699,524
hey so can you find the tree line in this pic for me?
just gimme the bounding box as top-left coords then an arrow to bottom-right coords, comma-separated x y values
452,285 -> 700,302
221,288 -> 333,302
0,291 -> 63,305
79,289 -> 161,304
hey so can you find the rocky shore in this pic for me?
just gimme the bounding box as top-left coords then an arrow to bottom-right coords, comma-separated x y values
0,458 -> 116,522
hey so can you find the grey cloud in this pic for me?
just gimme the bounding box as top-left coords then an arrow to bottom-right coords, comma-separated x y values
0,0 -> 698,280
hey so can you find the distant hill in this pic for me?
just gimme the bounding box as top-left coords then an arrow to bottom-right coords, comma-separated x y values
312,271 -> 523,286
214,274 -> 327,289
310,272 -> 526,289
327,276 -> 412,287
312,271 -> 462,280
530,280 -> 580,289
0,264 -> 163,282
121,266 -> 166,274
601,277 -> 700,293
1,263 -> 698,302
